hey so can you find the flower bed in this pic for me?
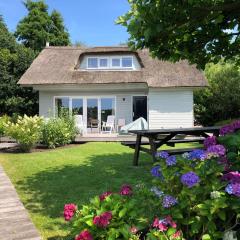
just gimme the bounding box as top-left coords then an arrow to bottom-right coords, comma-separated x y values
64,121 -> 240,240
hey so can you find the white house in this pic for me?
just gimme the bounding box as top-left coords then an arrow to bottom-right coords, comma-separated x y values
18,46 -> 207,133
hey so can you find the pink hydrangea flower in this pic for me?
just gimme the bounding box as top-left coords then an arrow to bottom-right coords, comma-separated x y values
172,230 -> 181,239
75,230 -> 93,240
153,218 -> 168,231
64,203 -> 77,221
93,211 -> 112,228
120,184 -> 133,196
203,136 -> 217,149
130,226 -> 138,234
222,171 -> 240,183
99,191 -> 112,201
165,215 -> 177,228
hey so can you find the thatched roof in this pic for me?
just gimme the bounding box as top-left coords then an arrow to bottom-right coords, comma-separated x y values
18,46 -> 207,88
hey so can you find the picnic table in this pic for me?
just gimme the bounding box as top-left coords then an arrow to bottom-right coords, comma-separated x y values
122,126 -> 221,166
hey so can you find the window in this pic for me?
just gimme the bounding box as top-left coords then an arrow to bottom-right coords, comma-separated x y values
99,58 -> 108,68
86,56 -> 134,69
72,98 -> 83,115
55,97 -> 70,117
122,57 -> 133,68
88,58 -> 98,68
111,58 -> 121,67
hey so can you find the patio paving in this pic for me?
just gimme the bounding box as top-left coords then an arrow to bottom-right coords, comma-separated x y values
0,165 -> 41,240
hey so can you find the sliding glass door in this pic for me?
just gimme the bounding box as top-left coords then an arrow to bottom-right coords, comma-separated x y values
101,98 -> 115,123
87,98 -> 98,129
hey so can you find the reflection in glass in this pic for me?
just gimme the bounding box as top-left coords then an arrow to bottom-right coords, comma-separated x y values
87,99 -> 98,128
72,99 -> 83,115
55,97 -> 69,117
101,98 -> 115,123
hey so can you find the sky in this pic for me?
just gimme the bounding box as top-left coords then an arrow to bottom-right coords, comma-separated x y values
0,0 -> 130,46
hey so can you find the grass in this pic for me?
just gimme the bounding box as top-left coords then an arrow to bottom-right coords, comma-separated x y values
0,142 -> 200,239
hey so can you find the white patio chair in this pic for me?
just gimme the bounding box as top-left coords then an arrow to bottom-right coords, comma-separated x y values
117,119 -> 125,132
74,115 -> 86,135
102,115 -> 115,133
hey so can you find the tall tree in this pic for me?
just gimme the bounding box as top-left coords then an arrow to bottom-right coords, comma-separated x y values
15,0 -> 70,51
118,0 -> 240,69
0,17 -> 37,116
194,61 -> 240,125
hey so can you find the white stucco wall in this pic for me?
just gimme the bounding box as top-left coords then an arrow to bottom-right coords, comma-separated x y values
148,88 -> 194,129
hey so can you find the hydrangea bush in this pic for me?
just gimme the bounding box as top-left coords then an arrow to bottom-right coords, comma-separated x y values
64,120 -> 240,240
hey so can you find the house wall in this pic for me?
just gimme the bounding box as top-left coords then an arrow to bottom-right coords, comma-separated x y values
38,85 -> 148,126
39,86 -> 194,129
148,88 -> 194,129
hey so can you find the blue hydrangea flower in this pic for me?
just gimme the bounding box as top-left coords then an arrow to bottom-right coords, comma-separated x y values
162,195 -> 178,208
165,155 -> 177,166
151,166 -> 162,178
150,186 -> 164,198
156,151 -> 169,159
187,149 -> 206,161
225,183 -> 240,197
181,171 -> 200,188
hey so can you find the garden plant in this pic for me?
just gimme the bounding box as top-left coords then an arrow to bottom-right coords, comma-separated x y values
64,120 -> 240,240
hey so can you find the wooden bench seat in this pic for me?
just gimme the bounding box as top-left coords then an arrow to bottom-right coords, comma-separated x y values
121,137 -> 204,148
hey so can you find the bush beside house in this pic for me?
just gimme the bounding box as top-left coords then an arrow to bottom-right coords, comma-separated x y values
2,114 -> 77,152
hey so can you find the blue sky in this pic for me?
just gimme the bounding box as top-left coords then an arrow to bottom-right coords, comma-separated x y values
0,0 -> 130,46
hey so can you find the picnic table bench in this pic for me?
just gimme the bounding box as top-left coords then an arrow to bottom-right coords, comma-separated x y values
122,126 -> 221,166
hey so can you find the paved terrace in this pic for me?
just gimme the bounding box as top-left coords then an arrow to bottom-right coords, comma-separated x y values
0,166 -> 41,240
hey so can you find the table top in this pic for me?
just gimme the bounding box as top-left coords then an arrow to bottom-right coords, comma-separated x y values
129,126 -> 221,135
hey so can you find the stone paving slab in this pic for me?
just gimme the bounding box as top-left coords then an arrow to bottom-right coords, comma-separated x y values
0,165 -> 41,240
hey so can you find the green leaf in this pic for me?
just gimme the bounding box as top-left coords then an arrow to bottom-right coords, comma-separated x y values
202,234 -> 212,240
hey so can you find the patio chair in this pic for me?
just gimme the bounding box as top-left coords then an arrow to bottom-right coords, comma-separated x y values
74,115 -> 86,134
102,115 -> 115,133
90,118 -> 100,133
117,119 -> 126,132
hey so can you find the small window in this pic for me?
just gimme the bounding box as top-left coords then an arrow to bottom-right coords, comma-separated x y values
55,97 -> 70,117
99,58 -> 108,68
112,58 -> 121,67
122,57 -> 133,68
88,58 -> 98,68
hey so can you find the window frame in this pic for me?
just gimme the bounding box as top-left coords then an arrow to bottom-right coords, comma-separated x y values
87,57 -> 98,69
86,56 -> 134,69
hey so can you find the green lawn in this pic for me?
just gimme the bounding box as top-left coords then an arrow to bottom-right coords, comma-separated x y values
0,142 -> 200,240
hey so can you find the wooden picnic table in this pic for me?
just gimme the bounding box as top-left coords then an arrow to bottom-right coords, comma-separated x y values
127,126 -> 221,166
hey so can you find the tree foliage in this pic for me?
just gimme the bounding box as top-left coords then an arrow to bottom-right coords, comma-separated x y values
194,61 -> 240,125
118,0 -> 240,69
15,0 -> 70,51
0,17 -> 38,116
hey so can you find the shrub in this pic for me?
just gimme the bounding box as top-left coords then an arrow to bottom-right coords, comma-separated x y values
0,115 -> 9,137
64,120 -> 240,240
41,115 -> 77,149
4,115 -> 43,152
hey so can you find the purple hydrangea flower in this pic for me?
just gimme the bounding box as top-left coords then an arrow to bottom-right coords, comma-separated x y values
150,186 -> 164,198
151,166 -> 162,178
220,124 -> 235,136
156,151 -> 169,159
222,171 -> 240,183
165,155 -> 177,166
232,120 -> 240,131
187,149 -> 206,161
181,171 -> 200,188
203,136 -> 217,149
207,144 -> 226,157
225,183 -> 240,197
162,195 -> 178,208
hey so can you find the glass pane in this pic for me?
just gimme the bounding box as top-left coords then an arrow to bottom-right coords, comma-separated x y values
88,58 -> 98,68
112,58 -> 120,67
55,97 -> 69,117
101,98 -> 115,123
99,58 -> 108,67
72,99 -> 83,115
122,57 -> 132,67
87,99 -> 98,128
